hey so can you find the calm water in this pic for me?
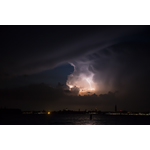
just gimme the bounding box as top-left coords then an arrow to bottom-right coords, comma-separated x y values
1,114 -> 150,125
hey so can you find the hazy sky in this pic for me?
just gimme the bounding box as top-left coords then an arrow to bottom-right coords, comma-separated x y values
1,25 -> 150,111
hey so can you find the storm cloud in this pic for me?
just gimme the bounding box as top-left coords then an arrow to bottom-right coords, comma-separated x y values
1,25 -> 150,111
0,26 -> 146,77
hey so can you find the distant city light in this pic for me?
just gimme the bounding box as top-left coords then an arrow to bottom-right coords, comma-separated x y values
48,112 -> 50,114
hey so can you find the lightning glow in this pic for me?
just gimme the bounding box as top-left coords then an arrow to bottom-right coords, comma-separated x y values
66,62 -> 97,95
85,78 -> 95,91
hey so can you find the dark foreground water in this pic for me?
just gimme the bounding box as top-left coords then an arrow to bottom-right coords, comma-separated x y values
1,114 -> 150,125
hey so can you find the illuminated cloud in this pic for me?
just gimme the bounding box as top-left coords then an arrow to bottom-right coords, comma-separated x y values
1,26 -> 150,111
66,61 -> 97,95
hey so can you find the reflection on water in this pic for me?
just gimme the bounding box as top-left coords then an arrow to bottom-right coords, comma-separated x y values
1,114 -> 150,125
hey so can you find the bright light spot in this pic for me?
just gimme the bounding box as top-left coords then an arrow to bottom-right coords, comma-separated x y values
48,112 -> 50,114
67,72 -> 96,95
69,85 -> 73,88
66,62 -> 98,95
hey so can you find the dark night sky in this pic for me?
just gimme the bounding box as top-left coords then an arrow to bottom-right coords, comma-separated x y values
1,25 -> 150,111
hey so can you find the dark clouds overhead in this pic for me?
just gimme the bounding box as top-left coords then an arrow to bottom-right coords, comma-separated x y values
0,25 -> 147,78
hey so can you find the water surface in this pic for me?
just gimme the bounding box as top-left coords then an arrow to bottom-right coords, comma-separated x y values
1,114 -> 150,125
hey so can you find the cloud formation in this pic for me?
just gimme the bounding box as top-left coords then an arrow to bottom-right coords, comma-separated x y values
0,26 -> 146,78
0,83 -> 118,111
1,26 -> 150,111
